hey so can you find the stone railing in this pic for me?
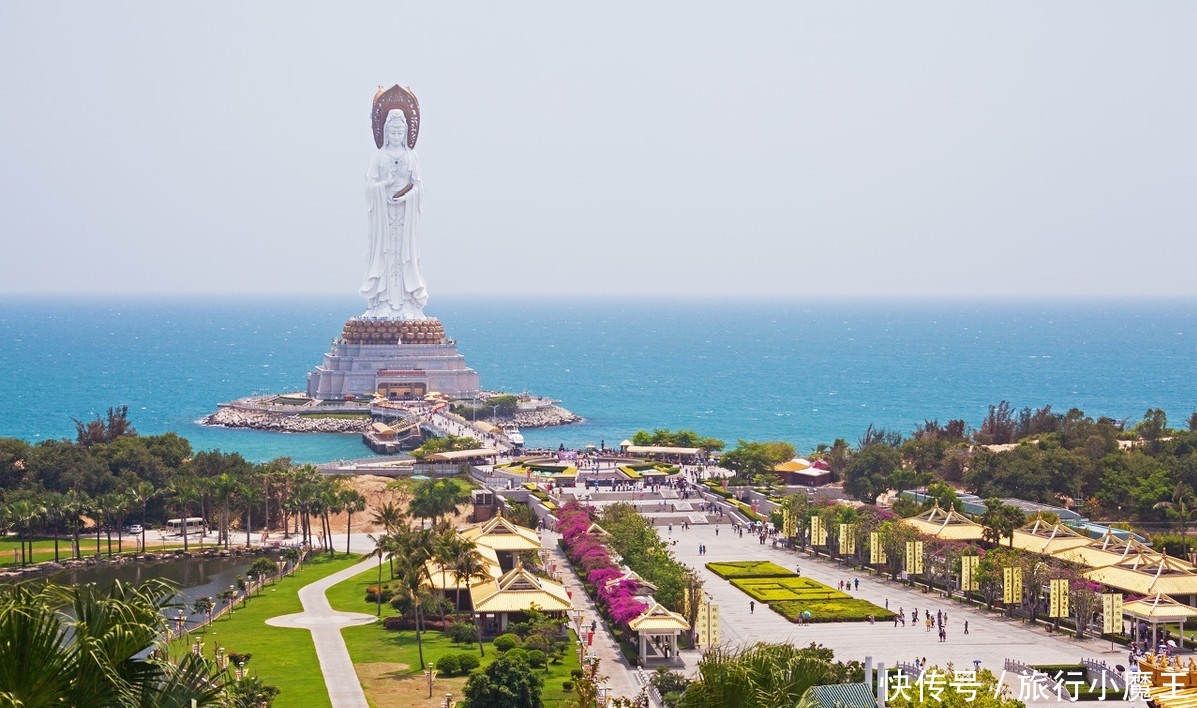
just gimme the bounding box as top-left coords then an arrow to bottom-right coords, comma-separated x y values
1082,657 -> 1125,691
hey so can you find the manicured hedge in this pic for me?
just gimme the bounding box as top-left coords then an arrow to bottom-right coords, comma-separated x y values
730,577 -> 850,603
618,466 -> 643,479
706,561 -> 795,579
772,599 -> 896,623
709,560 -> 893,623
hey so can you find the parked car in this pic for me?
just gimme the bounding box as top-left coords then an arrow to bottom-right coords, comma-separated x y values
125,524 -> 143,535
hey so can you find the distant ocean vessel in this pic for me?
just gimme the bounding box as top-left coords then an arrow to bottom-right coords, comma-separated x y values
503,424 -> 525,449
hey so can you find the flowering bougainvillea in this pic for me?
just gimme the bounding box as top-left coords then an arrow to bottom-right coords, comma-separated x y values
558,501 -> 648,627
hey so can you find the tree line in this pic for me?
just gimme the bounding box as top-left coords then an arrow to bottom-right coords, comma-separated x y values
715,403 -> 1197,528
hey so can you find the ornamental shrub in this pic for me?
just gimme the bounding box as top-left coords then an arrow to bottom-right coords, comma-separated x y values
446,621 -> 477,644
456,653 -> 481,673
505,647 -> 529,664
381,616 -> 406,630
571,668 -> 584,679
493,633 -> 520,652
437,654 -> 461,676
526,649 -> 547,668
523,634 -> 550,652
562,681 -> 574,691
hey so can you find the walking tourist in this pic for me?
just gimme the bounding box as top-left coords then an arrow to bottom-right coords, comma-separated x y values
750,601 -> 755,614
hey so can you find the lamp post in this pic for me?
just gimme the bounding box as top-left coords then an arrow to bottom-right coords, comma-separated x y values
228,584 -> 236,615
236,660 -> 245,680
424,662 -> 437,698
444,692 -> 453,708
174,610 -> 185,638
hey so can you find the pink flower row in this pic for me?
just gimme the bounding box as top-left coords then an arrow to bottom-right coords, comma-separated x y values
558,501 -> 649,627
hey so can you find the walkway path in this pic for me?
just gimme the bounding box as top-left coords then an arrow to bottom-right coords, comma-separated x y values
542,529 -> 646,703
266,559 -> 378,708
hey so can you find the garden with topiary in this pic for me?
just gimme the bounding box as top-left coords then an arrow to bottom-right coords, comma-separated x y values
708,561 -> 894,623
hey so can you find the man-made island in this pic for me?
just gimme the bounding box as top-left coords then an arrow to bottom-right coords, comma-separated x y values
202,391 -> 581,436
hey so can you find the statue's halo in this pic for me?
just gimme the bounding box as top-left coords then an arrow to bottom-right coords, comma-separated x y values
372,85 -> 420,149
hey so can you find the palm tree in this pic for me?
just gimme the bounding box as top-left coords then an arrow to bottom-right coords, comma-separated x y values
0,579 -> 228,706
450,541 -> 493,657
1155,482 -> 1197,559
41,491 -> 68,563
63,489 -> 88,560
239,482 -> 262,548
320,481 -> 344,557
168,479 -> 198,552
370,499 -> 406,535
6,499 -> 42,567
211,473 -> 241,550
393,527 -> 434,670
126,481 -> 157,558
96,492 -> 127,557
340,488 -> 366,556
366,533 -> 393,617
677,643 -> 831,708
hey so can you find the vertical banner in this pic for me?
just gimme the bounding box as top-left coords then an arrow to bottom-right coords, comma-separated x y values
1049,578 -> 1070,618
695,600 -> 720,648
1002,566 -> 1022,604
905,540 -> 924,574
869,532 -> 886,565
782,508 -> 796,537
839,524 -> 856,555
1102,593 -> 1124,634
960,555 -> 979,592
810,516 -> 827,546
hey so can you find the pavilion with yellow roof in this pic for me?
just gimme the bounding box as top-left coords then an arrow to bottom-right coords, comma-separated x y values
470,563 -> 573,635
628,601 -> 690,665
458,514 -> 543,571
1007,514 -> 1096,555
901,503 -> 985,541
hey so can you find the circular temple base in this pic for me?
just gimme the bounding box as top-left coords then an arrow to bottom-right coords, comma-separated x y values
342,318 -> 446,345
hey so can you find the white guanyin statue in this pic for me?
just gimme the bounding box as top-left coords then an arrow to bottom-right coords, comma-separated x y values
360,86 -> 428,320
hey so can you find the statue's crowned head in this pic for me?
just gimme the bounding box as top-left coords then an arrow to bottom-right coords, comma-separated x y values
383,110 -> 408,148
372,85 -> 420,149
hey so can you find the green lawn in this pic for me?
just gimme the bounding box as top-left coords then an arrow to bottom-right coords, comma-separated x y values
170,553 -> 363,708
0,534 -> 193,568
327,563 -> 581,706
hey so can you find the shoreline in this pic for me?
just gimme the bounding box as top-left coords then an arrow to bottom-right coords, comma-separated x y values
200,397 -> 582,434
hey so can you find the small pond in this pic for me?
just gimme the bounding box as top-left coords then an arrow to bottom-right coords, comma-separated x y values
34,554 -> 281,625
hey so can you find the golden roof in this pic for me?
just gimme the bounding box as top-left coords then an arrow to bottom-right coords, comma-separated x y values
774,459 -> 811,473
901,503 -> 985,541
1052,531 -> 1182,569
585,523 -> 612,537
459,515 -> 542,552
1122,593 -> 1197,621
1008,515 -> 1094,555
628,601 -> 690,632
469,565 -> 572,614
1083,550 -> 1197,596
604,568 -> 658,593
422,546 -> 503,590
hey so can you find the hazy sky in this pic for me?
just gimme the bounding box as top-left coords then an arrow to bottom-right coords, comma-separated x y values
1,2 -> 1194,299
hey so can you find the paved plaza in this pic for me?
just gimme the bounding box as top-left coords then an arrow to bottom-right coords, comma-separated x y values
547,480 -> 1155,707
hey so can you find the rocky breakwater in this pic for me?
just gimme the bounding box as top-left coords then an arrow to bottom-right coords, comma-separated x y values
513,405 -> 582,428
202,408 -> 372,433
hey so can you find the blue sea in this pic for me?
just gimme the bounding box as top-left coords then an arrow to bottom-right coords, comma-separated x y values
2,296 -> 1196,463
